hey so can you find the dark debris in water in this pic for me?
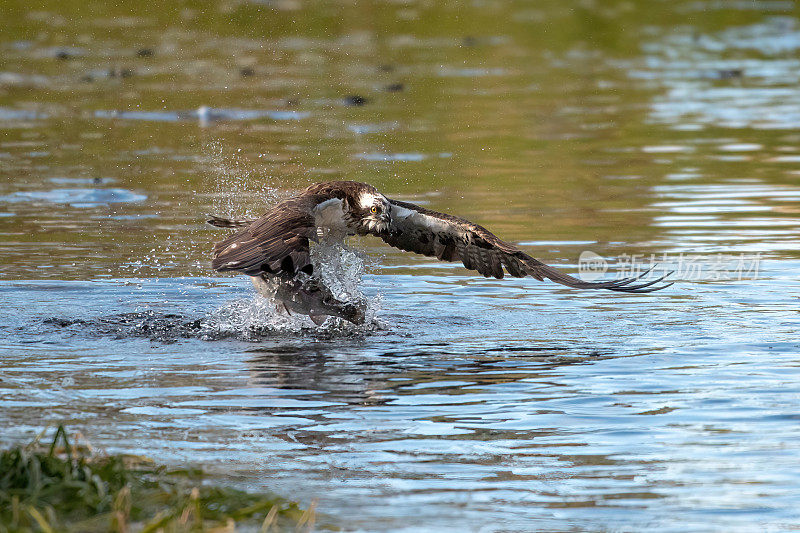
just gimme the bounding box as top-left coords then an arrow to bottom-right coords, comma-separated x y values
52,47 -> 85,60
715,68 -> 744,79
40,309 -> 382,343
343,95 -> 369,106
383,82 -> 404,92
42,312 -> 205,343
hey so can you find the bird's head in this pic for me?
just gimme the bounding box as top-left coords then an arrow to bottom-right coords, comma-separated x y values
356,191 -> 391,234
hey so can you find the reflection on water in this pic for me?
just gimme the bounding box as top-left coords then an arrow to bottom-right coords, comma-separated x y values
2,0 -> 800,531
0,187 -> 147,207
651,181 -> 800,253
94,108 -> 311,123
640,16 -> 800,130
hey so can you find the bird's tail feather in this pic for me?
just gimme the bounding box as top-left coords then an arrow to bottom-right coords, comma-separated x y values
207,215 -> 256,228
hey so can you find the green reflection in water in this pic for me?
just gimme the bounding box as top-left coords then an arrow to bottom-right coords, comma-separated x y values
1,0 -> 798,280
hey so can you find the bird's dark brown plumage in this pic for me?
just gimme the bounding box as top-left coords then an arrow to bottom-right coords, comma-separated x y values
211,195 -> 317,276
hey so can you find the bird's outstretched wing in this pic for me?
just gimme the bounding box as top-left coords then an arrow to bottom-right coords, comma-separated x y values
381,199 -> 671,293
209,196 -> 319,276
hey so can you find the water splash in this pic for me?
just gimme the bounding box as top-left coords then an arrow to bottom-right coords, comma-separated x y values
311,240 -> 371,309
205,141 -> 286,219
44,241 -> 384,341
201,241 -> 383,338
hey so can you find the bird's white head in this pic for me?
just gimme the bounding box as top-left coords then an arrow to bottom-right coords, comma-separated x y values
357,191 -> 391,234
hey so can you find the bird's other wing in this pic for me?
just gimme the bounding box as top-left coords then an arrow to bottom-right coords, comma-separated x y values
209,195 -> 321,277
380,199 -> 671,293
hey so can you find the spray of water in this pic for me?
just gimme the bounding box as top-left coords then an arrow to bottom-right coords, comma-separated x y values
206,140 -> 287,219
200,240 -> 383,339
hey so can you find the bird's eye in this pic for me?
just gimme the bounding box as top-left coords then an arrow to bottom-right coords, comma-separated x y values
370,206 -> 378,214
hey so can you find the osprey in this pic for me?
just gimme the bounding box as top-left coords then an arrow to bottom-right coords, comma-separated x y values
209,181 -> 671,324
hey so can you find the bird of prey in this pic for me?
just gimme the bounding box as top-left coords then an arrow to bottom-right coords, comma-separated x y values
208,181 -> 671,324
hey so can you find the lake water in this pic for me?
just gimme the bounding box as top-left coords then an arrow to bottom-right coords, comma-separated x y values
2,1 -> 800,531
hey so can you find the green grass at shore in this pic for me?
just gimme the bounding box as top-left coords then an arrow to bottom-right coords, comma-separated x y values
0,426 -> 324,532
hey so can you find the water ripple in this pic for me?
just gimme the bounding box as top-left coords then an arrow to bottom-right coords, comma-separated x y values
0,188 -> 147,207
